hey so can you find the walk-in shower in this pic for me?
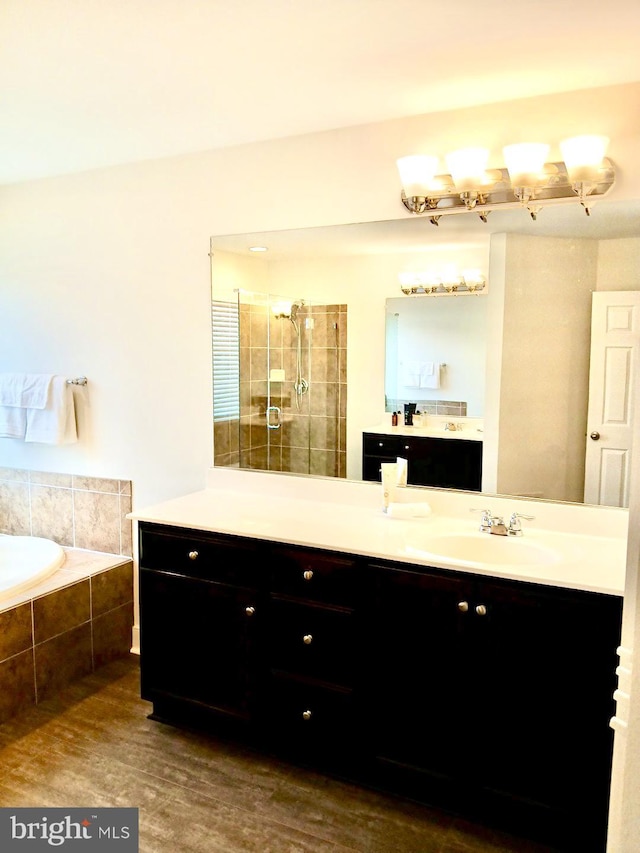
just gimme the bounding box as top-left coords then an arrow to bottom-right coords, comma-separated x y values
211,288 -> 348,478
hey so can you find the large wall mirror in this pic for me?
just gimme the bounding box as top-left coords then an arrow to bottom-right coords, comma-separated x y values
210,198 -> 640,508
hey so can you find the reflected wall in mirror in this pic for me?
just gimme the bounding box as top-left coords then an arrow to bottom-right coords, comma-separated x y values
385,294 -> 488,419
211,199 -> 640,506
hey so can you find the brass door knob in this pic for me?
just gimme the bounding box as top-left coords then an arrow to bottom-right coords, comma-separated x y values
590,431 -> 601,441
188,550 -> 199,560
245,606 -> 255,616
302,710 -> 312,721
303,634 -> 313,645
457,601 -> 469,612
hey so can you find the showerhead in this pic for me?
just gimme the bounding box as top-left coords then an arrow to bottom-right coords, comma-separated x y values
290,300 -> 303,322
272,299 -> 304,321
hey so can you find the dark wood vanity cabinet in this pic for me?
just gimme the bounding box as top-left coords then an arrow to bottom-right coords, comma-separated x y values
138,523 -> 367,761
138,522 -> 621,851
265,547 -> 367,763
138,523 -> 265,728
362,431 -> 482,490
371,561 -> 622,851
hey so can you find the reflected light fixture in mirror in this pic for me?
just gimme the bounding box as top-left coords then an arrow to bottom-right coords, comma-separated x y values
398,135 -> 614,223
398,267 -> 486,295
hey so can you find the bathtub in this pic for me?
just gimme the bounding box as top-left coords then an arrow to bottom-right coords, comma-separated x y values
0,535 -> 66,602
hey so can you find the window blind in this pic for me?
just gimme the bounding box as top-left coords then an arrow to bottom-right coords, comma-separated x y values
211,300 -> 239,421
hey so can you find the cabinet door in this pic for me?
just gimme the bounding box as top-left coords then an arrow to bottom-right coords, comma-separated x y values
139,568 -> 261,721
373,565 -> 471,781
473,578 -> 621,844
406,437 -> 482,490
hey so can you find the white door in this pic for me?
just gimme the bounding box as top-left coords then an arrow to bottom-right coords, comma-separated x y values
584,291 -> 640,507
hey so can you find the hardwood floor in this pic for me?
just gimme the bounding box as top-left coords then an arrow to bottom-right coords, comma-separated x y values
0,655 -> 561,852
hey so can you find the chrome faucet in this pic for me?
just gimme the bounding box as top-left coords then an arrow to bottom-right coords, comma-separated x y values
507,512 -> 535,536
472,508 -> 535,536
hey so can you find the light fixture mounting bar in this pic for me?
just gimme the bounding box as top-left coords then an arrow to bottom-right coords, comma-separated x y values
401,158 -> 615,219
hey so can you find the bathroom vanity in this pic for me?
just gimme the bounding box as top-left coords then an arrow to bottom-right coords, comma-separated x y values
132,473 -> 625,852
362,421 -> 483,490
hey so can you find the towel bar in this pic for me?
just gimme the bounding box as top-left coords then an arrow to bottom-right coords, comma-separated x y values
66,377 -> 87,386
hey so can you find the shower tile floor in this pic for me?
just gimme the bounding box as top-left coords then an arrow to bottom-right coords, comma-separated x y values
0,655 -> 564,853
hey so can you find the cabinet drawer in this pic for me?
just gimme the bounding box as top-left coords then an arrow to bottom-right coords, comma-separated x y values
268,599 -> 356,687
363,433 -> 401,456
139,524 -> 261,588
266,675 -> 356,752
270,547 -> 360,606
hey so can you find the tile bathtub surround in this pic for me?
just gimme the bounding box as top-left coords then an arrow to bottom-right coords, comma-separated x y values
0,468 -> 132,556
0,552 -> 134,722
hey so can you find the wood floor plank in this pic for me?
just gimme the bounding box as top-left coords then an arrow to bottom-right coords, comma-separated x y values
0,655 -> 561,853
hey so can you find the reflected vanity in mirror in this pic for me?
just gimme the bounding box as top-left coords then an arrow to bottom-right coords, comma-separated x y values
211,199 -> 640,508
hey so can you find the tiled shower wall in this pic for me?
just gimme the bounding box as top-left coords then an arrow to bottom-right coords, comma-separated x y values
214,302 -> 347,478
0,468 -> 132,557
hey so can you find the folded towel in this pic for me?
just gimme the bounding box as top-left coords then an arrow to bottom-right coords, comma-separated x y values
420,363 -> 441,389
0,373 -> 53,408
385,502 -> 432,518
400,360 -> 423,388
24,376 -> 78,444
0,405 -> 27,438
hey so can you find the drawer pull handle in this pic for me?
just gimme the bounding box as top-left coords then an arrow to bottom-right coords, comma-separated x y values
475,604 -> 487,616
457,601 -> 469,612
302,710 -> 312,721
245,606 -> 256,616
303,570 -> 314,581
188,550 -> 199,561
303,634 -> 313,645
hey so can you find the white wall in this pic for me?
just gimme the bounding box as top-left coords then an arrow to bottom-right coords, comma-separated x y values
2,82 -> 639,507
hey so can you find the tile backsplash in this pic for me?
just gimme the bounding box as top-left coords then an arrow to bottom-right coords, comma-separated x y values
0,468 -> 132,557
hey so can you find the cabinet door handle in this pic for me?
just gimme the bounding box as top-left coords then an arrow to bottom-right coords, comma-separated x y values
303,634 -> 313,645
457,601 -> 469,612
188,550 -> 199,561
475,604 -> 487,616
245,606 -> 256,616
303,570 -> 314,581
302,710 -> 312,721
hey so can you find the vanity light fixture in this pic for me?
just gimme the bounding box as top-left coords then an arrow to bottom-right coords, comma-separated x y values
397,135 -> 614,224
398,269 -> 487,296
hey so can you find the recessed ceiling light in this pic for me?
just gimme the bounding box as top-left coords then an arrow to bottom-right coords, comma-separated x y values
249,245 -> 268,252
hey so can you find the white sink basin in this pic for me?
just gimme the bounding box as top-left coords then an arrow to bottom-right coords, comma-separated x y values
406,532 -> 561,567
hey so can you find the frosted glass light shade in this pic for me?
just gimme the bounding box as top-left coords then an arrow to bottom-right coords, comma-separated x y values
445,147 -> 490,191
503,143 -> 550,187
560,135 -> 609,182
396,155 -> 439,197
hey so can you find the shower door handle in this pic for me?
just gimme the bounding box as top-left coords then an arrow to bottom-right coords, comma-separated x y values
266,406 -> 281,430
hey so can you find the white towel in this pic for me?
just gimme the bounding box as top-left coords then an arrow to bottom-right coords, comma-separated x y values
401,360 -> 423,388
0,405 -> 27,438
420,363 -> 441,389
0,373 -> 53,408
25,376 -> 78,444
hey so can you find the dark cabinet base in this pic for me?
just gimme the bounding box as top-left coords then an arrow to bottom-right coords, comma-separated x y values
138,522 -> 620,853
362,431 -> 483,490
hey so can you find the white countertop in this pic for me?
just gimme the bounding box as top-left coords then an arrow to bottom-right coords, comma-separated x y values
365,418 -> 484,442
129,470 -> 627,597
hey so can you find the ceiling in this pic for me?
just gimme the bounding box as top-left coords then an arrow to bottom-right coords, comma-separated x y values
3,0 -> 640,186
